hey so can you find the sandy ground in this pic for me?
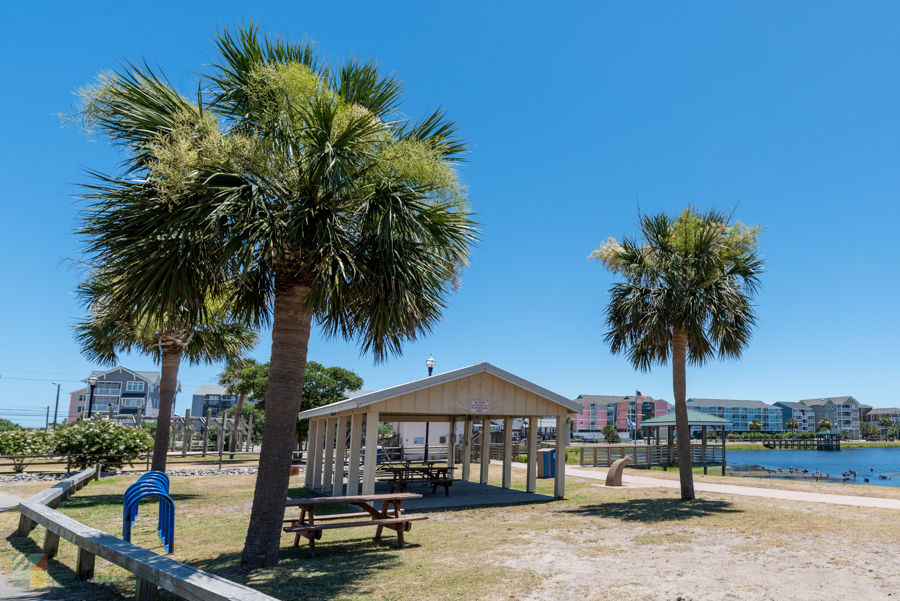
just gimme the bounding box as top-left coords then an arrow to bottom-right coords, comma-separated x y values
503,529 -> 899,601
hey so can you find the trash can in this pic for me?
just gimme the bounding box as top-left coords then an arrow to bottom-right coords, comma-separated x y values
537,448 -> 556,479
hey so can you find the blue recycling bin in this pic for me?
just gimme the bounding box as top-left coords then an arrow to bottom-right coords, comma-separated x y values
537,448 -> 556,478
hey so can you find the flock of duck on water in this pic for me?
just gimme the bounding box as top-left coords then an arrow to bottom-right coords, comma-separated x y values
760,466 -> 890,482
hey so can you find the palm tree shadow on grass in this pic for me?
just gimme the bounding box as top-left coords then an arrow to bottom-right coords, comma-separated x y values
561,498 -> 741,522
193,538 -> 418,600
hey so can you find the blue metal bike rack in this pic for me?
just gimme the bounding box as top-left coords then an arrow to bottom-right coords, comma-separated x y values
123,471 -> 175,553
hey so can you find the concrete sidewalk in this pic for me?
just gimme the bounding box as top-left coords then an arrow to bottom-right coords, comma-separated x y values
503,461 -> 900,510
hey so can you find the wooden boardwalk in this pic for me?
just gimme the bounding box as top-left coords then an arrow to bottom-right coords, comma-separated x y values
761,438 -> 841,451
579,444 -> 725,473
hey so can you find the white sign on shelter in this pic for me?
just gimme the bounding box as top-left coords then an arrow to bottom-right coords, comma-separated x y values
470,399 -> 489,414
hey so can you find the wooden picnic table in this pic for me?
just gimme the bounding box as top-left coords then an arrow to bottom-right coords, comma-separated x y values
283,493 -> 425,557
380,466 -> 457,496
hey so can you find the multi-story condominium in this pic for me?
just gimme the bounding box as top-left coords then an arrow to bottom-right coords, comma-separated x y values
191,385 -> 240,417
686,398 -> 784,434
571,395 -> 670,436
68,367 -> 179,421
800,396 -> 860,438
67,388 -> 87,423
859,404 -> 873,423
862,408 -> 900,434
773,401 -> 816,433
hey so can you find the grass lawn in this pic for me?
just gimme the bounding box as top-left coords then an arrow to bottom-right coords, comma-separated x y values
4,466 -> 900,600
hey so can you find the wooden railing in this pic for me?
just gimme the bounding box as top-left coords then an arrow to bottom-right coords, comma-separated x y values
579,444 -> 725,467
16,467 -> 278,601
454,443 -> 521,463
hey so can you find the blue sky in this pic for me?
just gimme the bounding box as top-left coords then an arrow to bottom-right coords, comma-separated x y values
2,3 -> 899,427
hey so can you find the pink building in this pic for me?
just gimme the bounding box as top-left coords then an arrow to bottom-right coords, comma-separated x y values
66,388 -> 87,424
571,394 -> 671,437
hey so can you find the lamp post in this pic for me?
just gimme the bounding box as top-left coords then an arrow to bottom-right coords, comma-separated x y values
51,381 -> 60,429
424,355 -> 435,462
86,376 -> 98,419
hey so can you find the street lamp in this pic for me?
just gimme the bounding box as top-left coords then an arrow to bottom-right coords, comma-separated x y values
51,381 -> 60,429
86,376 -> 98,419
424,355 -> 436,462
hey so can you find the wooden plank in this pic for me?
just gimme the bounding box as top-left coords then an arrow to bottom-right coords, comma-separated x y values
287,493 -> 421,506
136,578 -> 158,601
76,547 -> 95,580
362,411 -> 380,495
284,516 -> 427,533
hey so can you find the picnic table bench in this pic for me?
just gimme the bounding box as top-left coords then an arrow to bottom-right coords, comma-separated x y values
284,493 -> 425,557
381,466 -> 458,496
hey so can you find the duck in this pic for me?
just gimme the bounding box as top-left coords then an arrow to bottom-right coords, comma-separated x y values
802,469 -> 809,473
865,478 -> 870,482
879,475 -> 890,480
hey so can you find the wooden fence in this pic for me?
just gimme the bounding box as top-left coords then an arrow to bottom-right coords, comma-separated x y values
16,467 -> 277,601
579,444 -> 725,468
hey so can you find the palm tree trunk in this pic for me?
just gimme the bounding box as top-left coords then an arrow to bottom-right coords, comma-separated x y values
241,275 -> 313,569
672,326 -> 695,501
152,342 -> 181,472
229,392 -> 246,458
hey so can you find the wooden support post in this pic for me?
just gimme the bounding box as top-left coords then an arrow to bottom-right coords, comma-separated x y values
362,411 -> 380,495
202,409 -> 211,457
333,416 -> 349,496
722,426 -> 727,476
16,514 -> 31,537
108,403 -> 114,420
502,417 -> 512,489
246,415 -> 254,452
171,421 -> 177,452
95,462 -> 101,480
702,425 -> 708,475
447,417 -> 457,469
527,415 -> 537,493
322,418 -> 336,495
312,419 -> 326,490
217,413 -> 225,470
305,419 -> 321,489
136,578 -> 158,601
76,547 -> 95,580
554,414 -> 566,498
480,417 -> 491,485
43,530 -> 60,559
347,414 -> 363,496
182,409 -> 191,457
461,417 -> 472,481
135,407 -> 142,429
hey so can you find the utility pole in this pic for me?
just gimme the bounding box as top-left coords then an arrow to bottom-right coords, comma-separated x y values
51,382 -> 61,429
45,406 -> 49,429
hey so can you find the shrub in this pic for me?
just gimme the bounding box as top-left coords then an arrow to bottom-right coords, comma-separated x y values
0,429 -> 55,472
53,419 -> 152,471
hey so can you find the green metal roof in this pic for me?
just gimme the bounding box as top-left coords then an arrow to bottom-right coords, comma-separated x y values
640,408 -> 732,427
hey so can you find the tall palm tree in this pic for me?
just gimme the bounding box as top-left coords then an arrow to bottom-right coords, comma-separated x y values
818,418 -> 833,432
879,416 -> 893,438
749,419 -> 762,432
74,274 -> 257,471
594,207 -> 764,500
786,417 -> 799,433
73,24 -> 477,568
218,357 -> 258,454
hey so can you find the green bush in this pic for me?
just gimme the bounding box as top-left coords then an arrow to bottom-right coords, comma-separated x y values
0,429 -> 54,472
53,419 -> 152,471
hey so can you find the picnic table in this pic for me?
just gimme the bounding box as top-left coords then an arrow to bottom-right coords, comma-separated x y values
283,493 -> 426,558
381,466 -> 457,496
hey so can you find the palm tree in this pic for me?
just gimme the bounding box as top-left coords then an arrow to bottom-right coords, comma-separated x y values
218,357 -> 258,455
786,417 -> 799,433
879,416 -> 894,438
72,25 -> 477,568
818,418 -> 833,432
74,274 -> 257,471
594,207 -> 764,500
749,419 -> 762,432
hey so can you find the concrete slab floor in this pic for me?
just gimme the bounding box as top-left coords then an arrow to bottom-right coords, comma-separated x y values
310,479 -> 556,512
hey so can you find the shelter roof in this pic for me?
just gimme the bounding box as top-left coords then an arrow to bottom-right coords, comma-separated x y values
641,409 -> 732,427
298,362 -> 581,420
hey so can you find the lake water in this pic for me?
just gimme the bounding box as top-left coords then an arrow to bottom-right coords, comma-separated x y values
726,447 -> 900,487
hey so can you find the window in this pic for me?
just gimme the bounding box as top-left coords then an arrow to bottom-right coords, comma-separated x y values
76,394 -> 85,403
207,395 -> 220,401
121,399 -> 143,408
126,381 -> 145,392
